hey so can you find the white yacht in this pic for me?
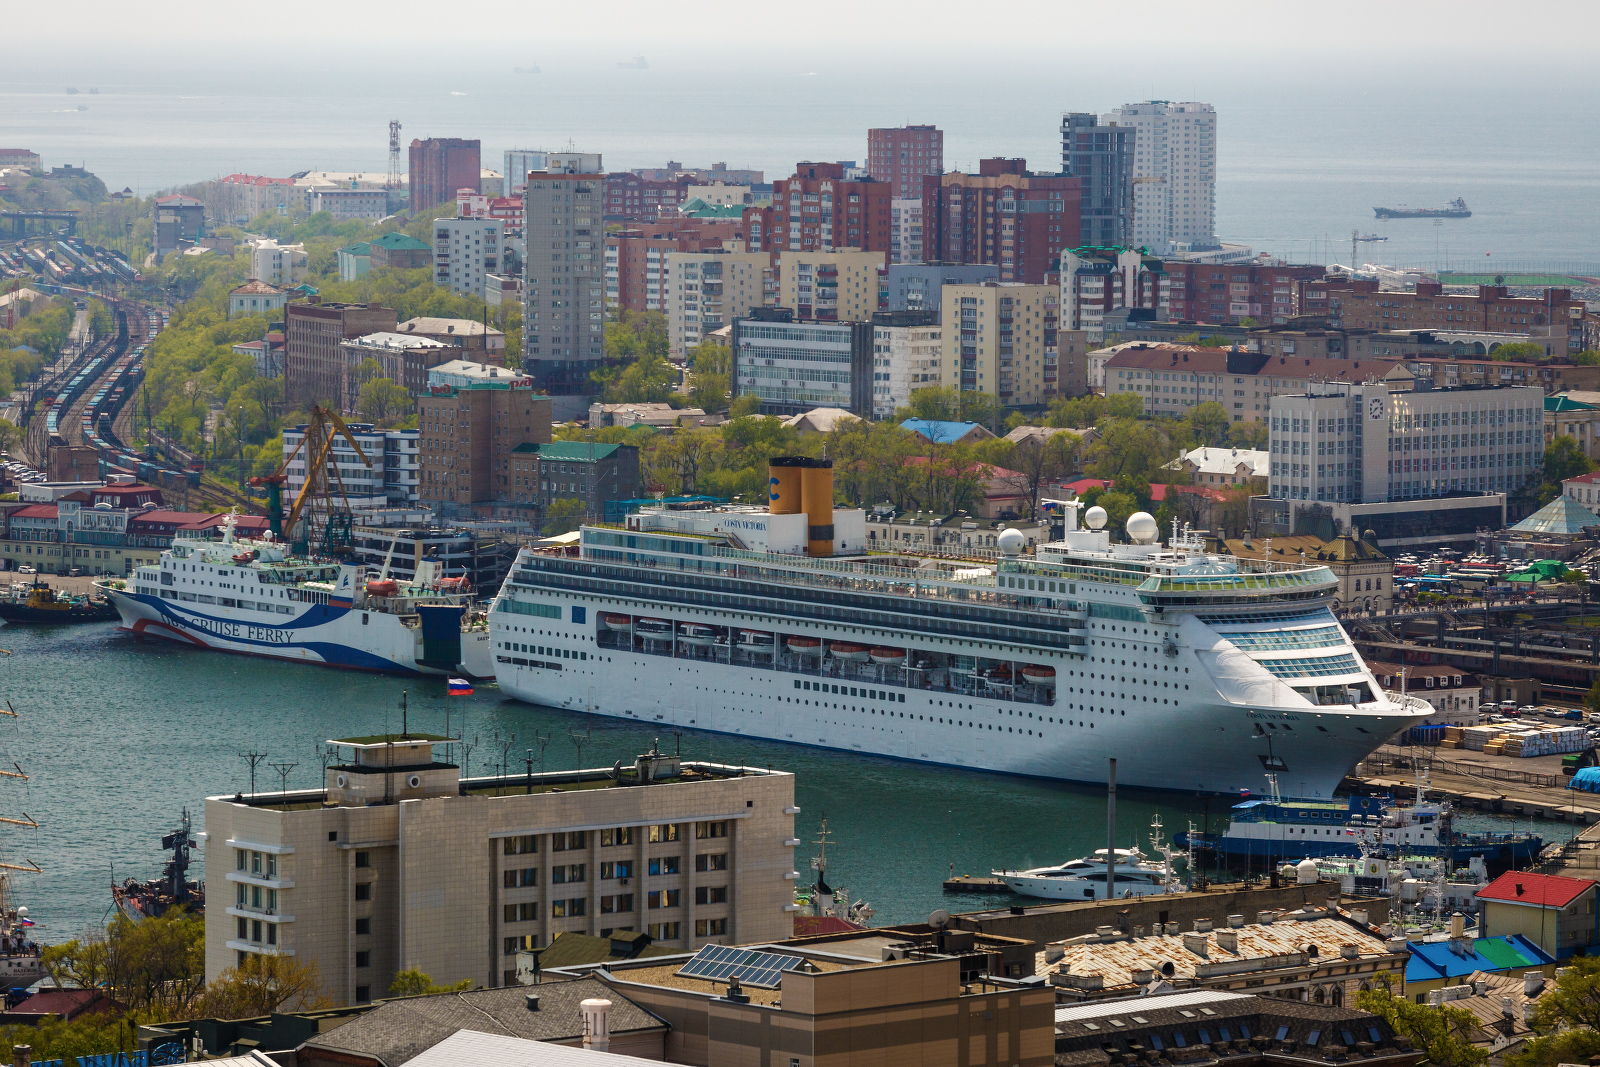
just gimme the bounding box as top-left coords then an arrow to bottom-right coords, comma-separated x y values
995,818 -> 1184,900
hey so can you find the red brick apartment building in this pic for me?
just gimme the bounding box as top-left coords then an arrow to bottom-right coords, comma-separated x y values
603,174 -> 688,221
756,162 -> 893,255
867,125 -> 943,199
920,159 -> 1081,284
605,220 -> 750,313
1304,278 -> 1587,356
408,137 -> 480,213
285,301 -> 398,409
1162,262 -> 1325,325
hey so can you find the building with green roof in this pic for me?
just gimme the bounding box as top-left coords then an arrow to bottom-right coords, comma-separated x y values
508,440 -> 642,527
369,231 -> 432,271
337,241 -> 372,282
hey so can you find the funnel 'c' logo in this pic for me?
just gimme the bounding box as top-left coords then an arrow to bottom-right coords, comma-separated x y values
769,476 -> 780,501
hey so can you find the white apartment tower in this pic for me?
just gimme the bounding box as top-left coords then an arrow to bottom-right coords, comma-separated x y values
889,199 -> 924,265
871,317 -> 942,418
1101,101 -> 1217,254
433,217 -> 503,299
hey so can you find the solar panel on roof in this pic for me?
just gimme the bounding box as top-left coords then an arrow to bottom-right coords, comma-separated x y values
676,944 -> 805,989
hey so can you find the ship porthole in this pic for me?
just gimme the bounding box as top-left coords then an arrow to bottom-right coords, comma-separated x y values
335,774 -> 347,788
408,775 -> 422,788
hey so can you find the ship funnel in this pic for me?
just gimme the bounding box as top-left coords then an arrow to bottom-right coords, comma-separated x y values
799,458 -> 834,558
769,457 -> 803,516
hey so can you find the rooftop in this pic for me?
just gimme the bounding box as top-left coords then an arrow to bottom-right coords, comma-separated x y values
1172,447 -> 1269,477
1477,870 -> 1596,908
230,279 -> 285,296
369,232 -> 431,251
1508,495 -> 1600,536
346,331 -> 456,351
1404,934 -> 1553,983
400,317 -> 505,338
898,418 -> 993,443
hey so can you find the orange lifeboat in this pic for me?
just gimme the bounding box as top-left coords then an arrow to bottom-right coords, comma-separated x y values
231,552 -> 254,566
1021,664 -> 1056,689
602,613 -> 633,630
366,578 -> 400,597
869,647 -> 906,666
786,636 -> 823,655
829,642 -> 870,662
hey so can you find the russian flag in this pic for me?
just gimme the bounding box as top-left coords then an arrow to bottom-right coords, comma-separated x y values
449,677 -> 474,696
18,918 -> 34,927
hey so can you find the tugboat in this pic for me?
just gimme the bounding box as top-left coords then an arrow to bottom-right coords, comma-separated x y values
113,810 -> 204,920
0,580 -> 119,623
1374,198 -> 1471,220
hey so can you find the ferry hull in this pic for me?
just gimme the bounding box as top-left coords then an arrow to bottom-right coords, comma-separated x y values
490,609 -> 1425,796
1174,832 -> 1542,866
106,586 -> 463,676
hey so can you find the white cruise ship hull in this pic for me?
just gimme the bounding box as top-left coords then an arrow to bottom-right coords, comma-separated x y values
105,585 -> 467,677
488,588 -> 1425,796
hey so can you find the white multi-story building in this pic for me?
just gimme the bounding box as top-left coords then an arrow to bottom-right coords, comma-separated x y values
1101,101 -> 1216,254
889,199 -> 923,265
664,251 -> 773,360
870,315 -> 942,418
250,240 -> 308,287
282,423 -> 421,509
433,217 -> 503,299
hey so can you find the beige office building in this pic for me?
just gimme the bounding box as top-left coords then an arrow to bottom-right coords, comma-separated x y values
941,282 -> 1078,408
665,251 -> 775,360
777,249 -> 884,324
204,739 -> 798,1006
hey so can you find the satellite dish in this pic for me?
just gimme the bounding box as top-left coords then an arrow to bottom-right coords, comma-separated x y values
927,909 -> 951,930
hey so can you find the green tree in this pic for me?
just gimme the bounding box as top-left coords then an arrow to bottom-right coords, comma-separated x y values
1573,350 -> 1600,367
685,341 -> 731,412
1528,953 -> 1600,1031
195,953 -> 331,1017
1356,974 -> 1487,1067
1227,420 -> 1268,449
358,378 -> 414,423
1544,436 -> 1596,484
0,418 -> 17,455
42,909 -> 206,1018
1087,418 -> 1170,483
1096,490 -> 1142,535
1184,402 -> 1231,447
1492,341 -> 1546,362
88,299 -> 115,341
387,969 -> 475,998
1507,1028 -> 1600,1067
729,393 -> 762,418
542,498 -> 588,536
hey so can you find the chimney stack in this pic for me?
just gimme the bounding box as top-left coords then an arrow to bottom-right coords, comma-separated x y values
13,1046 -> 29,1067
581,998 -> 612,1052
525,994 -> 540,1012
1524,971 -> 1545,996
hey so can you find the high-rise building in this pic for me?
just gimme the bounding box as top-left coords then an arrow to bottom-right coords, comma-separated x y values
603,221 -> 744,314
419,375 -> 552,505
285,301 -> 398,409
1060,113 -> 1134,247
870,312 -> 941,418
202,739 -> 797,1002
1058,246 -> 1166,343
920,160 -> 1081,284
408,137 -> 482,213
503,149 -> 547,196
878,263 -> 999,314
938,282 -> 1073,408
664,250 -> 775,359
867,125 -> 944,200
1101,101 -> 1216,253
603,173 -> 688,222
731,308 -> 874,416
152,194 -> 205,257
433,217 -> 503,299
776,249 -> 885,323
764,163 -> 893,255
281,421 -> 422,509
1162,260 -> 1325,326
522,155 -> 606,397
889,199 -> 924,265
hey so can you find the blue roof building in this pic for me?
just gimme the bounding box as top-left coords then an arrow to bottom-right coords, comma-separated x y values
898,419 -> 995,446
1404,934 -> 1554,996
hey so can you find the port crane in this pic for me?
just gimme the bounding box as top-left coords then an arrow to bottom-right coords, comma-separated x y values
1350,229 -> 1388,268
249,404 -> 371,555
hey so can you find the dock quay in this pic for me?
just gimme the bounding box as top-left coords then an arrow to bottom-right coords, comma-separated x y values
1346,745 -> 1600,824
942,875 -> 1012,893
944,880 -> 1389,945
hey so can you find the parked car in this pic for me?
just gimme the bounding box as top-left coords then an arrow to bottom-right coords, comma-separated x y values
17,565 -> 36,575
1565,709 -> 1585,721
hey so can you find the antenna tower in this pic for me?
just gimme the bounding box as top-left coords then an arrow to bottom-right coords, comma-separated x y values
387,121 -> 403,190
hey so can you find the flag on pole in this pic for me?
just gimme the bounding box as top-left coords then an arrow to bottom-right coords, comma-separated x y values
449,677 -> 474,696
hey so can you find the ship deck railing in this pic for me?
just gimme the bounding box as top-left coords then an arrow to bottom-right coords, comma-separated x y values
596,629 -> 1057,707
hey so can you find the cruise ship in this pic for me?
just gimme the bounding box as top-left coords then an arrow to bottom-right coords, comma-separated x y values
98,515 -> 494,677
490,458 -> 1432,794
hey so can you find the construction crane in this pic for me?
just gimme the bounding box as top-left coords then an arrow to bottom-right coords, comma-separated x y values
249,405 -> 371,555
1351,229 -> 1388,269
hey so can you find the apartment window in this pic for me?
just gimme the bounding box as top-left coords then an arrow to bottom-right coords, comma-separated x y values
695,853 -> 728,873
602,894 -> 634,914
648,856 -> 679,876
552,898 -> 587,918
647,824 -> 678,843
504,868 -> 538,888
236,849 -> 247,871
552,863 -> 586,884
694,821 -> 728,840
354,882 -> 371,901
251,851 -> 262,875
236,917 -> 247,940
601,860 -> 633,880
355,918 -> 371,935
504,934 -> 537,955
695,886 -> 729,905
355,951 -> 371,968
504,902 -> 540,922
647,889 -> 680,909
552,831 -> 587,851
601,827 -> 634,846
356,986 -> 371,1004
647,922 -> 680,940
696,918 -> 728,937
354,851 -> 370,869
503,834 -> 537,855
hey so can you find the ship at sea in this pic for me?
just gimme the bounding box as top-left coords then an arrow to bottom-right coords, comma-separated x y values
487,458 -> 1432,795
97,514 -> 494,677
113,810 -> 203,921
1374,198 -> 1471,220
0,579 -> 119,624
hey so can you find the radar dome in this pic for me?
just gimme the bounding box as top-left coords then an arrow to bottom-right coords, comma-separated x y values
997,529 -> 1026,555
1296,857 -> 1320,885
1126,511 -> 1159,544
1084,506 -> 1108,530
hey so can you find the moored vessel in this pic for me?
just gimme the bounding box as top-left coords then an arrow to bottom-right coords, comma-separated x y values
995,816 -> 1184,901
0,580 -> 119,624
1374,198 -> 1471,220
113,809 -> 204,921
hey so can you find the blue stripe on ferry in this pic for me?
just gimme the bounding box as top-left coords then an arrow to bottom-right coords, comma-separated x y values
128,594 -> 421,673
133,592 -> 351,637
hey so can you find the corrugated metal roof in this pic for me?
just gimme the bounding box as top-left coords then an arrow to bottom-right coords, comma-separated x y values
1055,989 -> 1253,1023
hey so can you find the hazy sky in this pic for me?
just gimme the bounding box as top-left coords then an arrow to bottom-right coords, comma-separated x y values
11,0 -> 1597,61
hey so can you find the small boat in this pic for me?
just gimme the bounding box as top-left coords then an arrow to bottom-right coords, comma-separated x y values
232,552 -> 254,566
829,642 -> 870,662
679,623 -> 717,647
995,816 -> 1183,901
868,647 -> 906,666
737,629 -> 774,650
366,578 -> 399,598
602,613 -> 633,631
1021,665 -> 1056,688
787,636 -> 823,655
0,581 -> 119,624
635,618 -> 672,640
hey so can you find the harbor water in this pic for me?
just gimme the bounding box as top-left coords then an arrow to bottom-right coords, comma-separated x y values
0,619 -> 1575,941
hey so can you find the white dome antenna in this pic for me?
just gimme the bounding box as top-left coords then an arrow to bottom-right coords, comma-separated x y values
1126,512 -> 1159,544
1084,506 -> 1108,530
997,529 -> 1025,556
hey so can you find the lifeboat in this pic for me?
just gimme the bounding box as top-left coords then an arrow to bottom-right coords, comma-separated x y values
786,636 -> 823,656
231,552 -> 254,566
1021,664 -> 1056,689
869,647 -> 906,666
635,617 -> 673,640
602,613 -> 633,631
738,630 -> 775,650
829,642 -> 871,662
438,576 -> 469,592
983,664 -> 1015,683
366,578 -> 400,598
679,623 -> 717,647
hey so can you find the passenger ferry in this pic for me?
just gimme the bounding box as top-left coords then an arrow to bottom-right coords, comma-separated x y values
489,458 -> 1433,794
98,515 -> 494,677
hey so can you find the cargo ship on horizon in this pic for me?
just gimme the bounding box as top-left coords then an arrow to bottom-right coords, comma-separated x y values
1374,198 -> 1471,220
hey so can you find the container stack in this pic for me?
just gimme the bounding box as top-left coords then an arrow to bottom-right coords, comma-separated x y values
1501,727 -> 1589,758
1407,724 -> 1448,746
1463,725 -> 1504,751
